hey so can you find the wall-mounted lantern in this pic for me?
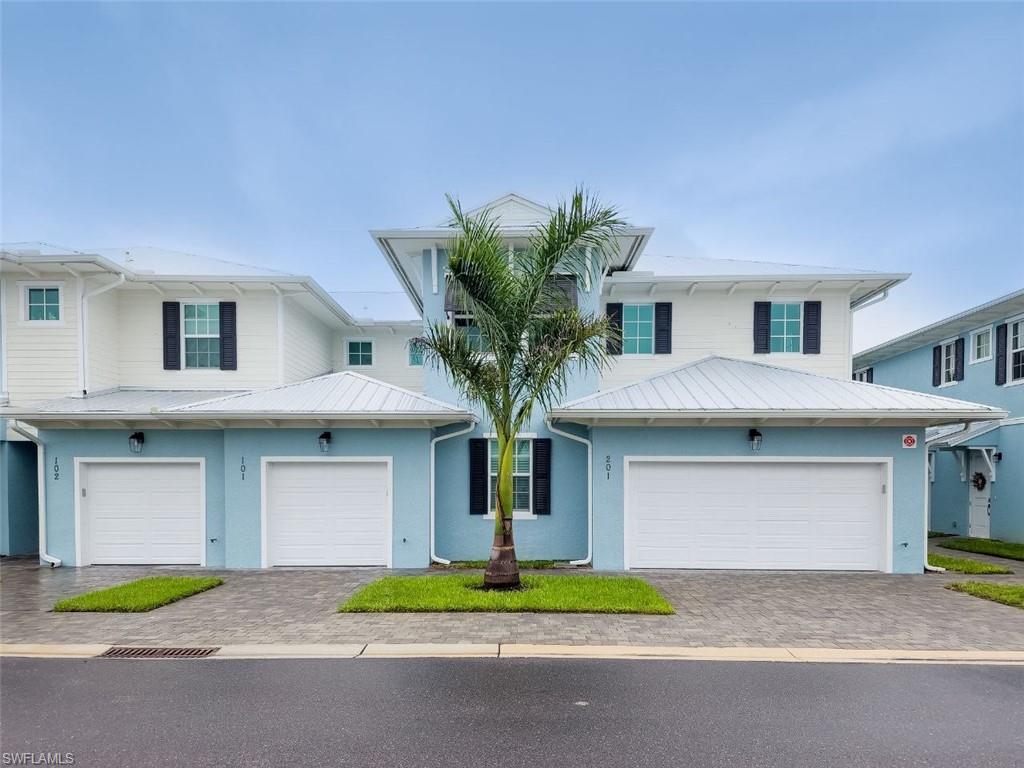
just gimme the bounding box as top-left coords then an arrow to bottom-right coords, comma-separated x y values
318,431 -> 332,454
748,428 -> 763,453
129,431 -> 145,454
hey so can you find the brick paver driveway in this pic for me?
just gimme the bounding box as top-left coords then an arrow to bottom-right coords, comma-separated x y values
2,556 -> 1022,650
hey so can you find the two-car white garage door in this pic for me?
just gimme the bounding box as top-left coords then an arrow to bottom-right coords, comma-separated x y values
626,460 -> 888,571
77,459 -> 390,567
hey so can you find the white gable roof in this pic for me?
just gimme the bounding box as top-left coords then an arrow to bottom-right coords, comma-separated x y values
459,193 -> 552,228
550,356 -> 1006,426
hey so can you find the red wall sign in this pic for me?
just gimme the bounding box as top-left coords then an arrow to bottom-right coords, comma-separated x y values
902,434 -> 918,449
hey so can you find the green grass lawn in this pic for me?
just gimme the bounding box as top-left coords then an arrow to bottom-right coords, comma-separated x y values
928,554 -> 1013,574
53,576 -> 223,613
947,582 -> 1024,610
928,530 -> 951,539
444,559 -> 557,570
938,538 -> 1024,562
339,574 -> 674,615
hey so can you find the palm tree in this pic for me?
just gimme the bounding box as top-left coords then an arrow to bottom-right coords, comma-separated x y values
418,190 -> 624,589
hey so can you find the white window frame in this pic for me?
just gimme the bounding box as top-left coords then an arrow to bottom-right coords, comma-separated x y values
969,326 -> 992,364
345,338 -> 375,368
18,281 -> 65,326
853,368 -> 871,383
181,300 -> 222,370
621,302 -> 655,356
939,337 -> 958,387
483,432 -> 536,520
1007,314 -> 1024,386
768,299 -> 803,354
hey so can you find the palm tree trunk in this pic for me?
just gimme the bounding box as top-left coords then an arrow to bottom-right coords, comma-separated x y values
484,433 -> 520,589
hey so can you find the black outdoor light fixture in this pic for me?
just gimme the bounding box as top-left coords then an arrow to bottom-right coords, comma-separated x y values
128,431 -> 145,454
318,431 -> 332,453
748,428 -> 763,453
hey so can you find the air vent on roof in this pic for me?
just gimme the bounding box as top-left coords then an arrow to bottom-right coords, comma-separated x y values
99,646 -> 219,659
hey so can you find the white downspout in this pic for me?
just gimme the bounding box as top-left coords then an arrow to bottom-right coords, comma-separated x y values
546,418 -> 593,566
79,274 -> 125,395
10,420 -> 61,567
430,421 -> 476,565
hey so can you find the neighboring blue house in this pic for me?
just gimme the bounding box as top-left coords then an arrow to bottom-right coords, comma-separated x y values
854,290 -> 1024,542
1,195 -> 1005,573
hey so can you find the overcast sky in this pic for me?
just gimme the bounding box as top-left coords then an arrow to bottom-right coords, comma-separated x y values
2,2 -> 1021,350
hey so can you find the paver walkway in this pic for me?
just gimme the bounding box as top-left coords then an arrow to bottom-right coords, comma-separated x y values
2,557 -> 1023,650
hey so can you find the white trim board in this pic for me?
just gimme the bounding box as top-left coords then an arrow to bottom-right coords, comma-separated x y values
73,457 -> 207,567
621,455 -> 895,574
259,456 -> 394,568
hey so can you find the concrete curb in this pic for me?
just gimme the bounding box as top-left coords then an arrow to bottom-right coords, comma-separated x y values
3,642 -> 1024,664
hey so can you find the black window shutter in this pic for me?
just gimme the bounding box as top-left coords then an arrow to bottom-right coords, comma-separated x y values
162,301 -> 181,370
219,301 -> 238,371
753,302 -> 771,354
954,337 -> 965,381
866,367 -> 874,384
468,438 -> 488,515
532,438 -> 552,515
803,301 -> 822,354
995,324 -> 1008,385
654,302 -> 672,354
606,303 -> 623,355
932,345 -> 942,387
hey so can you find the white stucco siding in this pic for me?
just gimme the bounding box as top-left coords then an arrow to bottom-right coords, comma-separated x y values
85,287 -> 120,393
3,276 -> 81,403
599,286 -> 852,390
117,288 -> 280,389
282,298 -> 334,383
335,328 -> 424,392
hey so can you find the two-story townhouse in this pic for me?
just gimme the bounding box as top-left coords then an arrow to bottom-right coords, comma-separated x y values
853,289 -> 1024,542
2,194 -> 1005,573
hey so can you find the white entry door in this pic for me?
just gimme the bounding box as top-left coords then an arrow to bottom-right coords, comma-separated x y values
80,461 -> 204,565
967,453 -> 991,539
626,460 -> 887,571
264,460 -> 390,566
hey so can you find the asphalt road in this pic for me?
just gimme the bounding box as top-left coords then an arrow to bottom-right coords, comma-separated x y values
2,658 -> 1022,768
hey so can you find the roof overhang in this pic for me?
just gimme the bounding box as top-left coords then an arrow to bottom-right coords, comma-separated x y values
855,289 -> 1024,368
371,226 -> 655,314
548,408 -> 1008,428
604,272 -> 908,307
4,411 -> 475,429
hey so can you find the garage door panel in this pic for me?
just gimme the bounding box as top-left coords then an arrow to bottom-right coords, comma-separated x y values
628,461 -> 885,571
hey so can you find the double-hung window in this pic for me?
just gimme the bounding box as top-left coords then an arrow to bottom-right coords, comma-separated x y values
183,302 -> 220,369
408,341 -> 424,366
941,340 -> 956,385
770,303 -> 802,353
1011,319 -> 1024,383
25,286 -> 61,321
489,438 -> 532,515
971,328 -> 992,363
347,340 -> 373,366
622,304 -> 654,354
454,317 -> 489,354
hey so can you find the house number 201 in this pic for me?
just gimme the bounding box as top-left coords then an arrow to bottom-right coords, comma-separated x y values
605,455 -> 612,480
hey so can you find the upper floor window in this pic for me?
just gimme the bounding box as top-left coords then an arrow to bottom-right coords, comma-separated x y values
408,341 -> 424,366
183,302 -> 220,369
622,304 -> 654,354
489,438 -> 532,514
347,340 -> 374,366
454,317 -> 490,354
941,340 -> 957,385
971,328 -> 992,364
25,286 -> 61,321
770,303 -> 802,353
1011,320 -> 1024,383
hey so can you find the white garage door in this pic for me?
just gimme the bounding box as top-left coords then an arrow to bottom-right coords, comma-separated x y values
626,461 -> 886,571
265,460 -> 390,566
81,462 -> 204,565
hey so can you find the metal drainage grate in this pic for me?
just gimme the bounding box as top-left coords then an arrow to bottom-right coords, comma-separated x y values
100,646 -> 219,659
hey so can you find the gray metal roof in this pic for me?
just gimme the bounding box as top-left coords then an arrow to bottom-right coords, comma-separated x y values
171,372 -> 470,418
927,417 -> 1021,448
4,389 -> 240,414
551,356 -> 1006,425
854,288 -> 1024,368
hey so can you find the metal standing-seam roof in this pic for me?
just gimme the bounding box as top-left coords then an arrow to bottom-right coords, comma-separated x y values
170,371 -> 472,420
550,356 -> 1007,425
2,389 -> 244,415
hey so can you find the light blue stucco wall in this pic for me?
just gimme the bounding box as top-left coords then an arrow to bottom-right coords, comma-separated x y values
589,426 -> 927,574
990,424 -> 1024,541
37,427 -> 433,568
928,451 -> 968,535
223,428 -> 431,568
0,440 -> 39,555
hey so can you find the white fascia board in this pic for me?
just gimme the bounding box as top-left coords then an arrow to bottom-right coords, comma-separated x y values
548,408 -> 1007,423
